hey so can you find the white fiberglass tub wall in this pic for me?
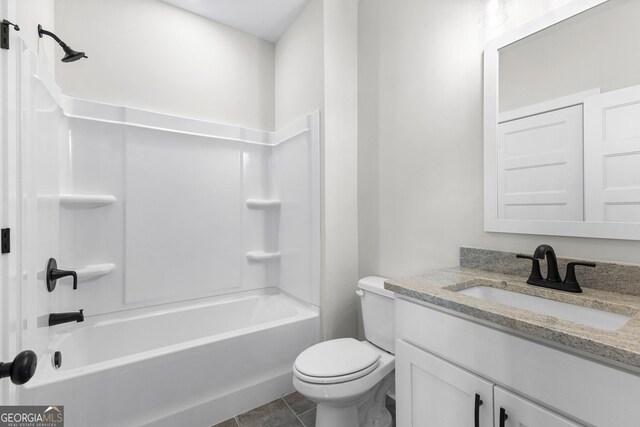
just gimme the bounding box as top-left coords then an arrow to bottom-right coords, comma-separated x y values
54,96 -> 320,315
9,39 -> 321,425
21,291 -> 319,426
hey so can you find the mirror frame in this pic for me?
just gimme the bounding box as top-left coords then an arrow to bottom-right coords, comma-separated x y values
483,0 -> 640,241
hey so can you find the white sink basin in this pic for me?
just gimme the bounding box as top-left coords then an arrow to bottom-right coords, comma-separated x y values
457,286 -> 631,331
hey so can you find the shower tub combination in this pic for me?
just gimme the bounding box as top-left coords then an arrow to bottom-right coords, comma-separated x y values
11,42 -> 321,426
22,290 -> 319,426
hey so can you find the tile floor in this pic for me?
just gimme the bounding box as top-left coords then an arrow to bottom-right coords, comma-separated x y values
212,392 -> 396,427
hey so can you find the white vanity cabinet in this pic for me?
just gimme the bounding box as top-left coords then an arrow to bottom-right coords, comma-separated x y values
395,297 -> 640,427
395,340 -> 494,427
396,340 -> 579,427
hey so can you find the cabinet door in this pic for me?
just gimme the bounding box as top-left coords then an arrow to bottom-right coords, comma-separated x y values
494,387 -> 582,427
396,340 -> 494,427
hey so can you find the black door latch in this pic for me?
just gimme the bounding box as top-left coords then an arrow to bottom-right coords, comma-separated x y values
1,228 -> 10,254
1,20 -> 20,50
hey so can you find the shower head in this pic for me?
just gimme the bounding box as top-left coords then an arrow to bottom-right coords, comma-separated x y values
61,45 -> 87,63
37,24 -> 88,63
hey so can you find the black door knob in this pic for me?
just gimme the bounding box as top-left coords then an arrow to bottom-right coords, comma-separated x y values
0,350 -> 37,385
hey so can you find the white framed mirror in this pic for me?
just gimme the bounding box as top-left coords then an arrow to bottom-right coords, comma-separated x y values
484,0 -> 640,240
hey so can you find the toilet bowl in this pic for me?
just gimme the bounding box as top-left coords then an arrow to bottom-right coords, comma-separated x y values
293,277 -> 395,427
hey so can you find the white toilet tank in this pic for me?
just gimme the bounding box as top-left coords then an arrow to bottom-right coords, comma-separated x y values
357,276 -> 395,354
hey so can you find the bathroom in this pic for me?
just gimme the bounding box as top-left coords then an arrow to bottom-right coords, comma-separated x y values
1,0 -> 639,425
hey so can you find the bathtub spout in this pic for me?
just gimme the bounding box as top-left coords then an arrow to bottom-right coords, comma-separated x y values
49,309 -> 84,326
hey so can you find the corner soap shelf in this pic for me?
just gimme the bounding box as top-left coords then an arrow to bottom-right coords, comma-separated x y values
59,194 -> 117,209
246,251 -> 281,261
246,199 -> 281,261
246,199 -> 281,209
76,263 -> 116,281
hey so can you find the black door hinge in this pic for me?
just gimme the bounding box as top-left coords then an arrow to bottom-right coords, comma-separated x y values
0,22 -> 9,49
1,20 -> 20,50
1,228 -> 10,254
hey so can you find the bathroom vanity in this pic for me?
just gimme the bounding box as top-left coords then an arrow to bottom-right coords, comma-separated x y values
387,250 -> 640,427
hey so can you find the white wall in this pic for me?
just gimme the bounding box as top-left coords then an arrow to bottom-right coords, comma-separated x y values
357,0 -> 381,278
11,0 -> 55,70
321,0 -> 359,340
275,0 -> 324,129
500,0 -> 640,111
54,0 -> 275,130
276,0 -> 359,340
358,0 -> 640,282
14,0 -> 53,51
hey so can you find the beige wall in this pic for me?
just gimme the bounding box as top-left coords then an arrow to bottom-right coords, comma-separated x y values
54,0 -> 275,130
358,0 -> 640,283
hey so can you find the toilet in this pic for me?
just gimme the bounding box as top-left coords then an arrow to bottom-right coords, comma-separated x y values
293,277 -> 395,427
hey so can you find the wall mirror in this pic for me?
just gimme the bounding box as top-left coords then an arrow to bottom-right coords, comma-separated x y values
484,0 -> 640,240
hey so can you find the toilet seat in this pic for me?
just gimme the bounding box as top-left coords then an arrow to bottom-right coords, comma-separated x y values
294,338 -> 381,384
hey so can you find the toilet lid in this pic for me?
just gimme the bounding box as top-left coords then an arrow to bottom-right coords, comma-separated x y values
294,338 -> 381,380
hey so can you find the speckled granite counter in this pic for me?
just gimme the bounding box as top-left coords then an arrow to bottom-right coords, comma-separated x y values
385,266 -> 640,370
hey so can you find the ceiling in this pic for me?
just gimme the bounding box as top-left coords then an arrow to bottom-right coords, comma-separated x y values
160,0 -> 310,43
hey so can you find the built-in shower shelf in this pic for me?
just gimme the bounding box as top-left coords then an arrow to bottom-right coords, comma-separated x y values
246,251 -> 281,261
76,263 -> 116,281
59,194 -> 117,209
246,199 -> 281,209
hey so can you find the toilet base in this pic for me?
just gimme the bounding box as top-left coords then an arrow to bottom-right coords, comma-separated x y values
316,404 -> 359,427
314,373 -> 394,427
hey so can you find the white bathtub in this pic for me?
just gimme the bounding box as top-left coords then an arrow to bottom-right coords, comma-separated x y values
20,290 -> 319,426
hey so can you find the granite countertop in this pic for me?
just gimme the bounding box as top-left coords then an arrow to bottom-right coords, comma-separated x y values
385,267 -> 640,370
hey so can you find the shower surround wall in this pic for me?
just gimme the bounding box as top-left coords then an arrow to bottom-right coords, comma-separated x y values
54,100 -> 320,315
7,39 -> 320,423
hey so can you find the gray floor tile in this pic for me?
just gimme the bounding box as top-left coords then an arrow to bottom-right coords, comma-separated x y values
298,408 -> 316,427
211,418 -> 239,427
297,401 -> 394,427
237,398 -> 303,427
283,392 -> 316,415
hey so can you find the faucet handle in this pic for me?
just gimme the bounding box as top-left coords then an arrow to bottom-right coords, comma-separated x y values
516,254 -> 543,281
46,258 -> 78,292
563,261 -> 596,291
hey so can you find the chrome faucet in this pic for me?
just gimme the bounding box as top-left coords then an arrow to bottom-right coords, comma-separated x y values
517,244 -> 595,293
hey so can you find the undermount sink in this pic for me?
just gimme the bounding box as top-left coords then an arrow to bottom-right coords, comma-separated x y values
457,286 -> 631,331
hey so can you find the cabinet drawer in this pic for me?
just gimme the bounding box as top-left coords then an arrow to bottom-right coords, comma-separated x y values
495,386 -> 582,427
396,296 -> 640,427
